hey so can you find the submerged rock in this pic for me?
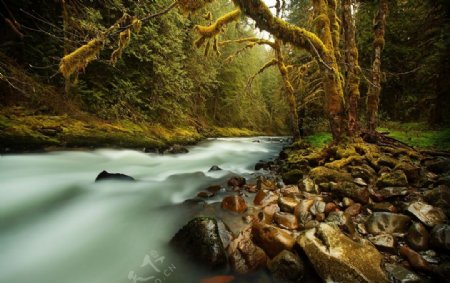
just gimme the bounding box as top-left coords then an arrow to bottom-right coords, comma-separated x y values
164,144 -> 189,154
297,223 -> 389,283
221,195 -> 248,213
95,170 -> 135,182
365,212 -> 411,235
268,250 -> 305,283
407,201 -> 447,227
170,217 -> 228,269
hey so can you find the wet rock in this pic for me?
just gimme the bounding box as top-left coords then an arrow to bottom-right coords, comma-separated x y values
206,185 -> 222,193
197,191 -> 214,198
366,212 -> 411,235
254,190 -> 279,207
309,200 -> 326,216
209,165 -> 222,171
278,196 -> 298,213
297,223 -> 389,283
353,177 -> 368,186
256,176 -> 277,191
378,187 -> 409,199
430,224 -> 450,251
345,203 -> 362,216
330,181 -> 370,204
268,250 -> 305,283
221,195 -> 248,213
282,170 -> 304,185
309,166 -> 352,184
325,211 -> 356,237
407,201 -> 447,227
258,204 -> 280,224
425,157 -> 450,174
280,185 -> 300,197
252,223 -> 296,258
165,144 -> 189,154
227,227 -> 267,273
369,234 -> 396,252
228,176 -> 246,187
170,217 -> 227,269
385,263 -> 424,283
377,170 -> 409,187
406,222 -> 430,251
95,170 -> 135,182
294,199 -> 314,225
371,202 -> 398,213
299,177 -> 319,194
348,164 -> 377,182
273,212 -> 299,230
399,246 -> 431,272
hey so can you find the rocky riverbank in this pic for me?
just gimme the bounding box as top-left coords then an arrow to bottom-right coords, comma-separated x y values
170,137 -> 450,283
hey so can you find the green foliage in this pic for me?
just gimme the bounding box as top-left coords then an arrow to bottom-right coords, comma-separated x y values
304,132 -> 333,148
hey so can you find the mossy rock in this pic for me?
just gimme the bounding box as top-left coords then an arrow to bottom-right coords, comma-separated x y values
282,169 -> 304,185
309,166 -> 352,184
330,181 -> 370,204
376,170 -> 408,188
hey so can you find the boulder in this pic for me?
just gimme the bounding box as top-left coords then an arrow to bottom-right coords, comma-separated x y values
394,162 -> 421,183
365,212 -> 411,235
252,223 -> 296,258
95,170 -> 135,182
170,217 -> 228,269
309,166 -> 352,184
221,195 -> 248,213
297,223 -> 389,283
376,170 -> 408,187
280,185 -> 300,197
407,201 -> 447,227
227,227 -> 267,273
406,222 -> 430,251
430,224 -> 450,251
424,185 -> 450,212
268,250 -> 305,283
256,177 -> 277,191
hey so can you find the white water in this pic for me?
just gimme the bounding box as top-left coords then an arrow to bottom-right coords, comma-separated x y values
0,137 -> 285,283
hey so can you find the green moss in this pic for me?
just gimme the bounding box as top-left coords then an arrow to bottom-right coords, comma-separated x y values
304,132 -> 332,148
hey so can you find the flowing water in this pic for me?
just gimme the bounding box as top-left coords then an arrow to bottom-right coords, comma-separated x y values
0,137 -> 286,283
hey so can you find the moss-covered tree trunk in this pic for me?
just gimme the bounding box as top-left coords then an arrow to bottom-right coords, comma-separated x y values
367,0 -> 388,132
342,0 -> 361,136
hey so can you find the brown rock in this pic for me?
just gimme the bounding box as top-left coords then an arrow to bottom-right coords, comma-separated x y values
252,223 -> 296,258
325,202 -> 338,214
273,212 -> 299,230
365,212 -> 411,235
254,190 -> 279,207
256,177 -> 277,191
370,202 -> 397,213
294,199 -> 314,225
399,245 -> 431,272
206,185 -> 222,193
197,191 -> 214,198
221,195 -> 248,213
268,250 -> 305,283
368,233 -> 396,253
407,201 -> 447,227
258,203 -> 280,224
278,196 -> 298,213
228,176 -> 246,187
280,185 -> 300,197
227,227 -> 267,273
345,203 -> 362,216
406,222 -> 430,251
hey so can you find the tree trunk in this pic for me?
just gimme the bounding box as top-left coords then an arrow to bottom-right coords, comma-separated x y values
367,0 -> 388,132
342,0 -> 361,136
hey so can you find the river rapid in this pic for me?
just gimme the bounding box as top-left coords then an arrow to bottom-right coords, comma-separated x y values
0,137 -> 286,283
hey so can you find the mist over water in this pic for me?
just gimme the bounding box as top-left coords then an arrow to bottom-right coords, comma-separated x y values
0,137 -> 285,283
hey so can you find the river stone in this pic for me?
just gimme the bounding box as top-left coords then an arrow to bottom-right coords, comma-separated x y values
300,177 -> 319,194
377,170 -> 409,187
330,181 -> 370,204
430,224 -> 450,251
256,176 -> 277,191
368,233 -> 396,252
294,199 -> 314,225
95,170 -> 135,182
280,185 -> 300,197
228,176 -> 246,187
406,222 -> 430,251
170,217 -> 227,269
252,223 -> 296,258
424,185 -> 450,210
378,187 -> 409,198
407,201 -> 447,227
268,250 -> 305,283
385,263 -> 424,283
371,202 -> 398,213
309,200 -> 326,216
258,203 -> 280,224
278,196 -> 298,213
353,177 -> 368,186
366,212 -> 411,235
254,190 -> 279,207
273,212 -> 299,230
227,227 -> 267,273
221,195 -> 248,213
325,211 -> 356,237
297,223 -> 389,283
345,203 -> 362,216
399,246 -> 431,272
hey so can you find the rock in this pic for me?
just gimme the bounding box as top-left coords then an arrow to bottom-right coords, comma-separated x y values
278,196 -> 298,213
254,190 -> 279,207
345,203 -> 362,216
377,170 -> 409,187
255,161 -> 271,171
353,177 -> 368,186
294,199 -> 314,225
95,170 -> 135,182
282,169 -> 304,185
170,217 -> 227,268
407,201 -> 447,227
227,227 -> 267,273
366,212 -> 411,235
325,211 -> 356,237
425,157 -> 450,174
165,144 -> 189,154
252,223 -> 296,258
343,197 -> 354,207
371,202 -> 398,213
368,233 -> 396,252
434,262 -> 450,283
221,195 -> 248,213
376,155 -> 399,168
206,185 -> 222,193
378,187 -> 409,199
438,174 -> 450,187
280,185 -> 300,197
197,191 -> 214,198
258,203 -> 280,224
430,224 -> 450,251
299,177 -> 319,194
273,212 -> 299,230
297,223 -> 389,283
385,263 -> 424,283
209,165 -> 222,171
424,185 -> 450,212
325,202 -> 338,214
309,166 -> 352,184
348,164 -> 377,182
330,181 -> 370,204
256,177 -> 277,191
406,222 -> 430,251
228,176 -> 246,187
394,162 -> 421,183
309,200 -> 326,216
268,250 -> 305,283
399,246 -> 431,272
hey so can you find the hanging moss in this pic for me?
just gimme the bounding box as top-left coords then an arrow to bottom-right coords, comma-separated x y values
178,0 -> 214,14
110,29 -> 132,65
59,39 -> 104,79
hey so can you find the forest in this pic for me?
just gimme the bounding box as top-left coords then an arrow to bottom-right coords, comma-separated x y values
0,0 -> 450,283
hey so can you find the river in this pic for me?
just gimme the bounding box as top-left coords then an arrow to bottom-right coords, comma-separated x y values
0,137 -> 286,283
